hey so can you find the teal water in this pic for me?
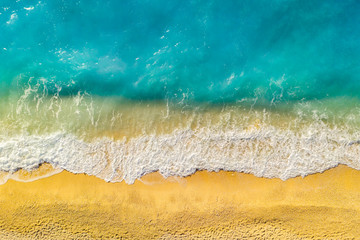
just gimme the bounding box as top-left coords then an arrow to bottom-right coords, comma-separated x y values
1,0 -> 360,103
1,0 -> 360,183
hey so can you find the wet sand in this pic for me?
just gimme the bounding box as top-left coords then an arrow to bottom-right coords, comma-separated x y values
0,165 -> 359,239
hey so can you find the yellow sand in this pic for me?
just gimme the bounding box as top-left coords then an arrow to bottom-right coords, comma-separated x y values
0,165 -> 360,239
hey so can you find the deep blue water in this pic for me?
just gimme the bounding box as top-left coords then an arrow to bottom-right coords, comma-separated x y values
1,0 -> 360,103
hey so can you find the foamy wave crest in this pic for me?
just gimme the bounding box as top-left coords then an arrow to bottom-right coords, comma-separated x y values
1,124 -> 360,184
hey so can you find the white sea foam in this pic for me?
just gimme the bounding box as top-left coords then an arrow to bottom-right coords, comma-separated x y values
6,13 -> 18,25
0,168 -> 63,185
0,124 -> 360,184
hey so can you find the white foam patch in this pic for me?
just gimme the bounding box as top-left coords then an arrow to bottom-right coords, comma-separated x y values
6,13 -> 18,24
0,125 -> 360,184
0,168 -> 63,185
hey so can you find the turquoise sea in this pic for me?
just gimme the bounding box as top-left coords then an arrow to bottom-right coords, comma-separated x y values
1,0 -> 360,183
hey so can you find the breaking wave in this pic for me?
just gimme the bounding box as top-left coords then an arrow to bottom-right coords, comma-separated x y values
1,122 -> 360,184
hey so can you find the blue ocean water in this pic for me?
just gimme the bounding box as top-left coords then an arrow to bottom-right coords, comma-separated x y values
1,0 -> 360,103
2,0 -> 360,184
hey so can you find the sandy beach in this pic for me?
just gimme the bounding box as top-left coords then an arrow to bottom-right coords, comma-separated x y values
0,165 -> 358,239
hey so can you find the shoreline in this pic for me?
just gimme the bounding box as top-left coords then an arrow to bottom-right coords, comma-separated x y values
0,165 -> 360,238
0,161 -> 350,186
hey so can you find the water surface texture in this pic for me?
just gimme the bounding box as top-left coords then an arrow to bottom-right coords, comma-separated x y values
1,0 -> 360,183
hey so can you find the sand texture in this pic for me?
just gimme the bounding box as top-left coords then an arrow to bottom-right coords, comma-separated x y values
0,165 -> 360,239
